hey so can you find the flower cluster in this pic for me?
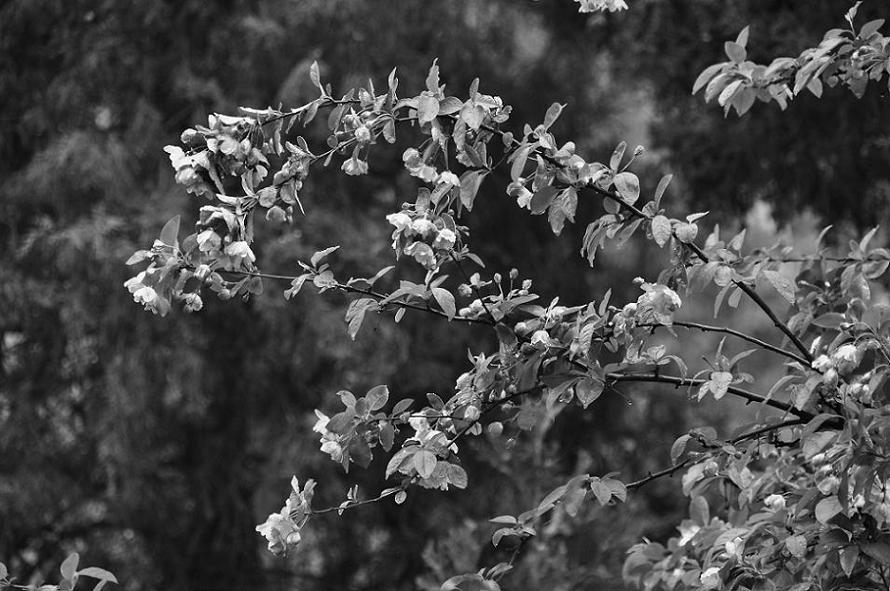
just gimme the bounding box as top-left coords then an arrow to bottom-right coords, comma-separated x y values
634,281 -> 682,326
386,207 -> 459,269
312,410 -> 345,463
574,0 -> 628,12
255,477 -> 315,556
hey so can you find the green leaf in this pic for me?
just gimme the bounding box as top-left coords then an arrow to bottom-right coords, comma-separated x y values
77,568 -> 118,584
762,269 -> 797,304
530,186 -> 557,215
60,554 -> 80,580
366,385 -> 389,411
839,545 -> 859,577
689,495 -> 709,526
414,450 -> 437,479
392,398 -> 414,414
862,542 -> 890,565
417,94 -> 440,125
859,19 -> 883,39
542,102 -> 565,130
590,478 -> 612,506
345,297 -> 377,340
613,172 -> 640,204
670,435 -> 691,464
310,245 -> 340,267
693,63 -> 725,95
432,287 -> 456,320
651,215 -> 672,247
386,449 -> 411,478
815,496 -> 842,524
447,463 -> 468,489
736,25 -> 750,48
510,146 -> 531,181
459,170 -> 487,211
425,59 -> 439,94
159,216 -> 180,247
610,141 -> 626,170
575,377 -> 603,408
0,562 -> 7,580
654,174 -> 672,207
724,41 -> 746,63
785,534 -> 807,559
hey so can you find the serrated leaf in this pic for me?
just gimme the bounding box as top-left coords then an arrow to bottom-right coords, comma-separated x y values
762,270 -> 797,304
613,172 -> 640,204
651,215 -> 672,247
159,216 -> 180,247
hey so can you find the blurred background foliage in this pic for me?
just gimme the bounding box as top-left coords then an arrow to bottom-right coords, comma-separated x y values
0,1 -> 887,590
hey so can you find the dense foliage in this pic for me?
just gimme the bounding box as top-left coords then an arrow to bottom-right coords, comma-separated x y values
2,1 -> 889,590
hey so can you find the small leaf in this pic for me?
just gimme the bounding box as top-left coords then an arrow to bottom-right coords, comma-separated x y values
610,141 -> 626,170
542,102 -> 565,130
736,25 -> 750,48
575,377 -> 603,408
693,63 -> 725,95
651,215 -> 672,247
670,435 -> 691,464
690,495 -> 710,526
311,245 -> 340,267
0,562 -> 7,580
77,568 -> 119,584
613,172 -> 640,204
159,216 -> 181,247
432,287 -> 456,320
366,385 -> 389,411
447,464 -> 468,489
60,554 -> 80,580
654,174 -> 672,207
724,41 -> 746,63
392,398 -> 414,414
425,59 -> 440,94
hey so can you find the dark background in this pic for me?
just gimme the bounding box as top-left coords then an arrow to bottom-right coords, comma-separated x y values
1,1 -> 887,589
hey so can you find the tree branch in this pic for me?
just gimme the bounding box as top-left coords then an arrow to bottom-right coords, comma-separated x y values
639,320 -> 810,367
605,372 -> 813,420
